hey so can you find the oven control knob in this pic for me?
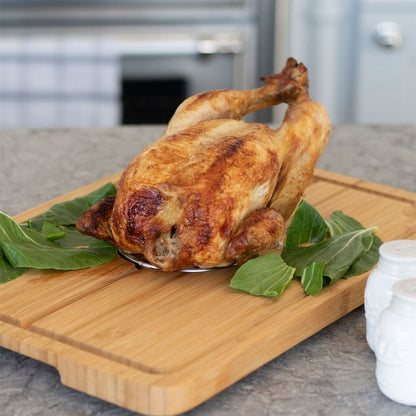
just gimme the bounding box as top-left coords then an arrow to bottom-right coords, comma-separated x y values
373,21 -> 403,48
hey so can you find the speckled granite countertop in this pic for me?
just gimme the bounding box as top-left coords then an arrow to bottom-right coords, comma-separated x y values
0,124 -> 415,416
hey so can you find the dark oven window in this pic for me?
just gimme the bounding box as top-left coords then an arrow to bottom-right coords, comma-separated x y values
122,78 -> 186,124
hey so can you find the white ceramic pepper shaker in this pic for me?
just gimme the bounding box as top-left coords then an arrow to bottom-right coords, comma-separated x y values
375,278 -> 416,406
364,240 -> 416,351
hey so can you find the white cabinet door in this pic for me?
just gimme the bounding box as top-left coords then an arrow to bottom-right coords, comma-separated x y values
354,7 -> 416,123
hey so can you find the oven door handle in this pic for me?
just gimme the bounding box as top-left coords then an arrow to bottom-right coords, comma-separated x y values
117,35 -> 244,56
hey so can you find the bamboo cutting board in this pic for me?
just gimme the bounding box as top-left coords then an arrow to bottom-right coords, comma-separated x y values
1,169 -> 415,416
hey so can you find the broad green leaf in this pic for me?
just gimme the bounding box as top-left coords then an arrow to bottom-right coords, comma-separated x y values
82,182 -> 117,206
301,262 -> 325,296
343,235 -> 382,278
282,228 -> 375,284
0,247 -> 26,283
41,221 -> 67,241
54,225 -> 100,247
28,182 -> 116,229
230,252 -> 296,297
28,198 -> 89,230
326,211 -> 382,278
286,200 -> 328,247
326,210 -> 370,235
0,211 -> 117,271
324,230 -> 374,283
230,207 -> 382,298
0,183 -> 117,283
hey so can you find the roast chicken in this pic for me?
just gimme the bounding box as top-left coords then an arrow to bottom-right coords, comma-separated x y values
76,58 -> 331,271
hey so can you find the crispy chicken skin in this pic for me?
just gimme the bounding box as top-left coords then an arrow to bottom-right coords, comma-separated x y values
76,58 -> 331,271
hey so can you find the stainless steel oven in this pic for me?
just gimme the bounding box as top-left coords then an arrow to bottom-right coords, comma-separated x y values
0,0 -> 275,128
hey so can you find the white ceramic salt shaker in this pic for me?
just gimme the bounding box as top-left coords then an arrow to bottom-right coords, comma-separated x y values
375,278 -> 416,406
364,240 -> 416,351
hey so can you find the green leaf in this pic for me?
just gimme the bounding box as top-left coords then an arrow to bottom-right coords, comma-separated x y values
326,210 -> 369,235
41,221 -> 67,241
0,211 -> 117,271
28,182 -> 116,230
326,211 -> 382,278
28,199 -> 89,230
282,228 -> 375,284
301,262 -> 325,296
0,247 -> 26,283
0,183 -> 117,284
82,182 -> 117,206
230,206 -> 382,298
230,252 -> 296,297
343,235 -> 382,278
53,225 -> 100,247
324,230 -> 374,283
286,200 -> 328,247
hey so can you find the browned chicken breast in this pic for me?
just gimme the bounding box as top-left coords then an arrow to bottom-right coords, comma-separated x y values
76,58 -> 331,271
